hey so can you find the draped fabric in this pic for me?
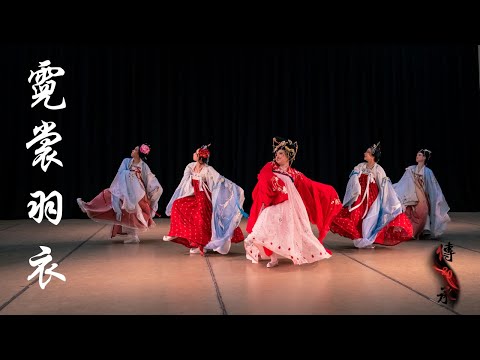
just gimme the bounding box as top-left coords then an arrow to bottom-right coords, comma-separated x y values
165,163 -> 245,254
394,165 -> 450,239
245,162 -> 342,264
331,162 -> 413,247
77,158 -> 163,236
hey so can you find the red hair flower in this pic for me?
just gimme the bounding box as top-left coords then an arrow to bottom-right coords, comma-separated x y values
197,144 -> 211,159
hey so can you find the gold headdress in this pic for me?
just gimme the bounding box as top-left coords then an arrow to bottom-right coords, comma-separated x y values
272,137 -> 298,164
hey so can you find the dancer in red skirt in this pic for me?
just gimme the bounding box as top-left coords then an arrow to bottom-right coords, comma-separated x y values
330,142 -> 413,248
163,144 -> 245,255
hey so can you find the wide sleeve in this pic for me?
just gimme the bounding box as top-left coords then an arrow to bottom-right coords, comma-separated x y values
205,174 -> 247,254
246,162 -> 289,233
342,163 -> 363,207
141,162 -> 163,218
165,163 -> 194,216
425,168 -> 451,238
109,158 -> 146,219
375,164 -> 387,187
205,165 -> 222,192
370,165 -> 403,234
393,166 -> 418,210
111,158 -> 131,179
295,171 -> 342,243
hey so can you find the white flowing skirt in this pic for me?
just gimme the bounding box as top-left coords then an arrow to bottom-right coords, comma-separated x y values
245,173 -> 331,265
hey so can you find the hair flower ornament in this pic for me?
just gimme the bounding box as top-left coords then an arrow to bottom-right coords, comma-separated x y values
140,144 -> 151,155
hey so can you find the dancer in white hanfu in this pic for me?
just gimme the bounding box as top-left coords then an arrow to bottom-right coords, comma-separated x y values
393,149 -> 450,239
244,137 -> 342,268
77,143 -> 163,244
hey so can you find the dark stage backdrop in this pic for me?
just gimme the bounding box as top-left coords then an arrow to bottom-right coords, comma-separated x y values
3,44 -> 480,220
